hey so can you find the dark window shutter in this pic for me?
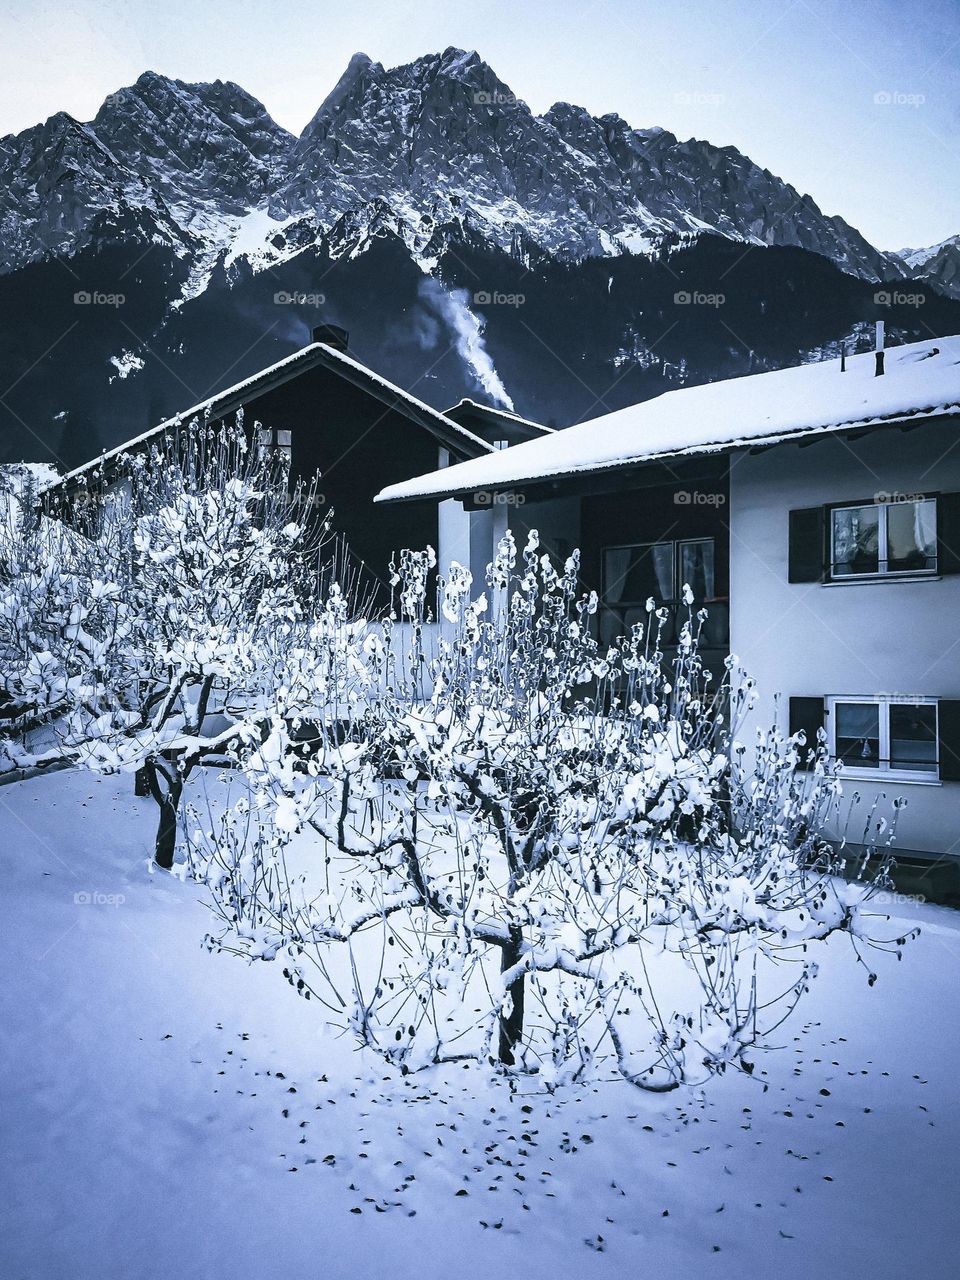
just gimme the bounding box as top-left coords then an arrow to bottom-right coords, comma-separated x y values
936,493 -> 960,575
937,700 -> 960,781
788,507 -> 825,582
789,696 -> 826,769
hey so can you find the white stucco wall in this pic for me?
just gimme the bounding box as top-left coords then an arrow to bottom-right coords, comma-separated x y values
729,421 -> 960,859
438,496 -> 471,571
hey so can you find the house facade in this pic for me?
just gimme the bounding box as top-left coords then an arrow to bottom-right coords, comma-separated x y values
376,334 -> 960,900
731,416 -> 960,892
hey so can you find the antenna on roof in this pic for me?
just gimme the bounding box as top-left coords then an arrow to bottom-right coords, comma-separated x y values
875,320 -> 885,377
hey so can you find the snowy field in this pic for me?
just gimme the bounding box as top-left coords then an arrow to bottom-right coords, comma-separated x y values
1,770 -> 959,1280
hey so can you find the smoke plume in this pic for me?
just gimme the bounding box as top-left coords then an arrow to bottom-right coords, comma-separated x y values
417,279 -> 514,410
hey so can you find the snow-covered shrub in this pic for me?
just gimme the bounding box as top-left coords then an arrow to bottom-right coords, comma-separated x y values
193,532 -> 913,1093
88,418 -> 344,866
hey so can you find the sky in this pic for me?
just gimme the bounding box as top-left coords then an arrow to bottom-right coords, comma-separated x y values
0,0 -> 957,250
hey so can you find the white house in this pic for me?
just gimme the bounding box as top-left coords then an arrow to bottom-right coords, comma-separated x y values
376,333 -> 960,901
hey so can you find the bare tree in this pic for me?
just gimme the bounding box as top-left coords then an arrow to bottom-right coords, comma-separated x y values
192,531 -> 914,1092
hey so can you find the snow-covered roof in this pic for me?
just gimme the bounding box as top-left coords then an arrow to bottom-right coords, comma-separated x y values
376,335 -> 960,504
49,342 -> 493,492
442,398 -> 556,436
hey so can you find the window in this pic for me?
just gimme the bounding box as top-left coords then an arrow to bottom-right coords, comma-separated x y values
828,696 -> 939,781
257,426 -> 293,464
602,538 -> 716,606
830,498 -> 936,579
603,541 -> 675,606
600,538 -> 721,647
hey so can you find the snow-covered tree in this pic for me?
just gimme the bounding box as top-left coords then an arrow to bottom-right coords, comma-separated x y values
0,463 -> 125,771
192,532 -> 914,1093
0,418 -> 338,867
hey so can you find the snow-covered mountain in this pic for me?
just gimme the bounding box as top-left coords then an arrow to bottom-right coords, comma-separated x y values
2,47 -> 956,469
0,48 -> 904,283
892,235 -> 960,301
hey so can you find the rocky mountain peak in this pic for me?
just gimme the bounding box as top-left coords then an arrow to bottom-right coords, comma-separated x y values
305,51 -> 384,134
92,71 -> 291,210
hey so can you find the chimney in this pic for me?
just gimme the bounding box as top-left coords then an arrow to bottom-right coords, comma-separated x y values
875,320 -> 885,377
312,324 -> 349,352
840,343 -> 846,373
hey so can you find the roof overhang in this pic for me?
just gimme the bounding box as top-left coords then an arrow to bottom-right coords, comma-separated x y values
375,406 -> 960,506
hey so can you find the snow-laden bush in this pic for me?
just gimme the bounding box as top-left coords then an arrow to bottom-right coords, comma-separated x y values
191,531 -> 913,1093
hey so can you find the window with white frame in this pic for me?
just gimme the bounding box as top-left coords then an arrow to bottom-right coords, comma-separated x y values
830,497 -> 937,579
828,695 -> 939,780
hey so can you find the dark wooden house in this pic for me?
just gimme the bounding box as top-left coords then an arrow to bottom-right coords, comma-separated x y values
44,327 -> 549,602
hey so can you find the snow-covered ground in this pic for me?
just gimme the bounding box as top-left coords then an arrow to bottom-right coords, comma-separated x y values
1,770 -> 958,1279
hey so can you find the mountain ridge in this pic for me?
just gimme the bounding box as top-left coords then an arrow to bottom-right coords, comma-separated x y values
0,47 -> 932,285
889,235 -> 960,300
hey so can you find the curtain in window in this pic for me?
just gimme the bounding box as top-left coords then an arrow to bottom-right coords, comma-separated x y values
832,506 -> 879,574
916,499 -> 937,557
680,541 -> 715,600
603,547 -> 633,604
650,543 -> 674,600
886,498 -> 935,568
